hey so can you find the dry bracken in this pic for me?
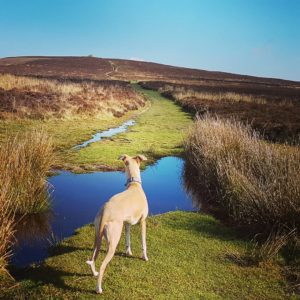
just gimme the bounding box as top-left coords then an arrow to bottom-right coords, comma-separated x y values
0,74 -> 145,119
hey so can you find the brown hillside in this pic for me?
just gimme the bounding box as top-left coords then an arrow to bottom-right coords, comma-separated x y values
0,56 -> 299,87
0,56 -> 299,141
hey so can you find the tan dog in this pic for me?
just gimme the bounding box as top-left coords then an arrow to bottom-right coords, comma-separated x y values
86,154 -> 149,294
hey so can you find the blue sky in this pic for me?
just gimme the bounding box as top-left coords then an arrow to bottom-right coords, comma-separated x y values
0,0 -> 299,80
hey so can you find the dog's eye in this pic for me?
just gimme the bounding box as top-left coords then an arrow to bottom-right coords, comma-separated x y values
125,161 -> 129,166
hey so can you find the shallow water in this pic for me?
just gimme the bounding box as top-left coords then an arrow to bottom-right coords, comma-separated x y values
12,156 -> 194,267
74,119 -> 135,149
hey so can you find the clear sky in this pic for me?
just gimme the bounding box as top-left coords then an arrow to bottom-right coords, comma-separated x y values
0,0 -> 299,81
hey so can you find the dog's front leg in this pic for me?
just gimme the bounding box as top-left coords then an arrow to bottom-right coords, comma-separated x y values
125,223 -> 132,256
141,219 -> 148,261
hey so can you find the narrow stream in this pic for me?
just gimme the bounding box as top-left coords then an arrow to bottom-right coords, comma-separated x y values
12,156 -> 194,267
74,119 -> 135,149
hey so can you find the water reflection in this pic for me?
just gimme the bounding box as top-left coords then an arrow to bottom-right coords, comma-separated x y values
12,156 -> 194,267
183,158 -> 214,214
14,211 -> 53,245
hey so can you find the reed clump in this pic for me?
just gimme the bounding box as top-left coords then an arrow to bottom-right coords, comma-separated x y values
0,130 -> 53,279
184,116 -> 300,259
0,180 -> 15,280
0,130 -> 54,213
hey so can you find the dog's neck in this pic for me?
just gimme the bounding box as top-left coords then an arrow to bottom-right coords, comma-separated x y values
125,176 -> 142,188
125,164 -> 142,188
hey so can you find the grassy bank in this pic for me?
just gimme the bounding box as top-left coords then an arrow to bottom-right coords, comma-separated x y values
0,105 -> 148,151
68,87 -> 193,170
1,211 -> 290,299
0,100 -> 150,173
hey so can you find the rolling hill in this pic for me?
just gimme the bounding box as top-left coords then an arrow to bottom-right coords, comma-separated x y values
0,56 -> 299,87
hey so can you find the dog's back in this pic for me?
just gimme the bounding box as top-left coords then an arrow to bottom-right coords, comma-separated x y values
101,184 -> 148,225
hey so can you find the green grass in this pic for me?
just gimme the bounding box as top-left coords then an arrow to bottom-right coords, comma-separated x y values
70,87 -> 193,169
3,211 -> 290,299
0,111 -> 143,151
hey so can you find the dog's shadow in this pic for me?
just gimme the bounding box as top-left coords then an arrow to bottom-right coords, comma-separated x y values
114,251 -> 144,261
8,245 -> 94,296
7,244 -> 143,298
48,244 -> 89,257
9,266 -> 94,296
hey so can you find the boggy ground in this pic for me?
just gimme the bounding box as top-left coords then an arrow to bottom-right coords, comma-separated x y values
68,85 -> 193,171
2,212 -> 290,300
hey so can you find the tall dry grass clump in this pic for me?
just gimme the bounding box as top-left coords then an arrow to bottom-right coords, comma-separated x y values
0,129 -> 53,279
0,181 -> 15,279
0,130 -> 54,214
184,116 -> 300,239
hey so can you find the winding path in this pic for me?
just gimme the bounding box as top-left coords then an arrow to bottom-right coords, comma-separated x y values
105,60 -> 119,79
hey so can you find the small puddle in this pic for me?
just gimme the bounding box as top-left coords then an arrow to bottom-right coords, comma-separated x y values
12,156 -> 194,267
74,119 -> 135,149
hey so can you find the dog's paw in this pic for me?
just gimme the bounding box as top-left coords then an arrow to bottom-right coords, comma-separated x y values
96,283 -> 103,294
126,250 -> 133,256
142,255 -> 149,261
94,271 -> 99,276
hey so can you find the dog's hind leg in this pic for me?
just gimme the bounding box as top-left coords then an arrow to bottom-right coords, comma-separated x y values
86,216 -> 103,276
141,218 -> 148,261
125,223 -> 132,256
96,221 -> 122,294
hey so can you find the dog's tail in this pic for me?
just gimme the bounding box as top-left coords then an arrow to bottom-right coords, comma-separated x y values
86,210 -> 105,276
94,210 -> 104,242
86,210 -> 105,264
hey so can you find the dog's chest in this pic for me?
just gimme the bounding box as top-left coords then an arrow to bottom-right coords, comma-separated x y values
125,215 -> 140,225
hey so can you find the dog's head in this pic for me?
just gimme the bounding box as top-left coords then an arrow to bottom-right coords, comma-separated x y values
119,154 -> 147,178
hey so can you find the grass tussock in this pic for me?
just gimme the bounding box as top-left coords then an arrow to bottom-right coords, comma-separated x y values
0,181 -> 15,279
184,115 -> 300,258
250,228 -> 297,263
0,74 -> 145,119
0,129 -> 53,280
0,130 -> 54,214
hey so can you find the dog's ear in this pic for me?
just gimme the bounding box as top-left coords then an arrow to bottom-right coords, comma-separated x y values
133,154 -> 147,163
119,154 -> 128,161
